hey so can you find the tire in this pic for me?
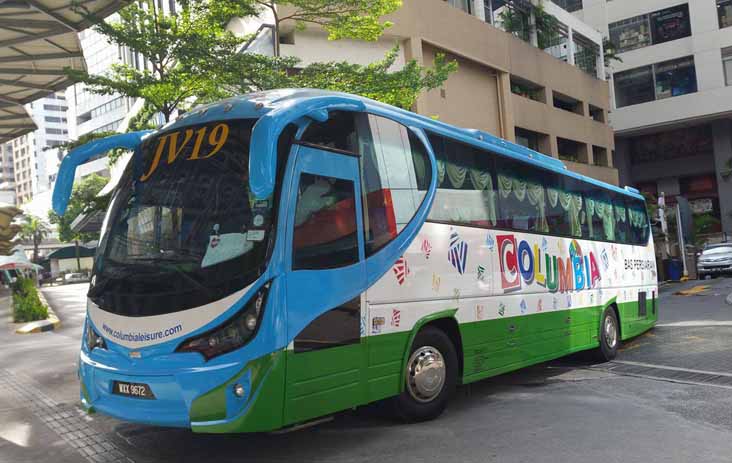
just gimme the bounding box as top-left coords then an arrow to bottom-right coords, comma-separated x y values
392,326 -> 458,423
593,307 -> 620,362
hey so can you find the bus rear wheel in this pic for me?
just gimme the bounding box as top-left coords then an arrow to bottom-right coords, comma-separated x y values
594,307 -> 620,362
393,326 -> 457,422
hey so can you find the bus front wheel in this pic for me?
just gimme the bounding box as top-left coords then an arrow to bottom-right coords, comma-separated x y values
594,307 -> 620,362
393,326 -> 457,422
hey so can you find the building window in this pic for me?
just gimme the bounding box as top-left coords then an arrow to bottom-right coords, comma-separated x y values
723,47 -> 732,86
719,0 -> 732,29
445,0 -> 471,14
510,76 -> 546,102
557,138 -> 589,163
553,91 -> 583,115
614,56 -> 697,108
654,56 -> 697,100
589,104 -> 605,122
551,0 -> 582,13
593,146 -> 609,167
609,4 -> 690,53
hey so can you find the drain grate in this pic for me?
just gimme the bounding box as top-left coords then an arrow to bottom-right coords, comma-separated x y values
601,361 -> 732,388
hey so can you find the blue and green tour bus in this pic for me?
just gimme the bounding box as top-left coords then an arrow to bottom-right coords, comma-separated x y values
52,89 -> 657,432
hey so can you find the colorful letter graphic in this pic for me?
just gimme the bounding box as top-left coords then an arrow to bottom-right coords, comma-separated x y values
498,234 -> 520,291
448,230 -> 468,275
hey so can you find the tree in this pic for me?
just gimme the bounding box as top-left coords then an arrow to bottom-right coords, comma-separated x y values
254,0 -> 402,55
224,45 -> 457,109
67,0 -> 456,123
66,1 -> 253,122
19,215 -> 50,263
48,174 -> 110,243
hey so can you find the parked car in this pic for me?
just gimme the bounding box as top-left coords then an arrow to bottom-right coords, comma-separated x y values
697,244 -> 732,279
64,273 -> 90,284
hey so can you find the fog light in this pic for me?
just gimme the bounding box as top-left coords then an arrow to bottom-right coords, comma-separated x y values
245,314 -> 257,331
233,383 -> 245,398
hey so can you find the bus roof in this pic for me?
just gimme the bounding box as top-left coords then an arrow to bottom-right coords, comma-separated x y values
164,89 -> 644,201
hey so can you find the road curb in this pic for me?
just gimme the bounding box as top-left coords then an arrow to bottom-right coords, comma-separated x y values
15,290 -> 61,334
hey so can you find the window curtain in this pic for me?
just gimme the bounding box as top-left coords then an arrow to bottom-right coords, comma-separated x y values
498,172 -> 548,233
629,208 -> 646,228
586,197 -> 615,240
548,186 -> 583,237
469,167 -> 497,225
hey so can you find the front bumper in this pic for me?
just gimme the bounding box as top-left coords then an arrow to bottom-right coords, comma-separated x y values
697,263 -> 732,274
79,349 -> 285,433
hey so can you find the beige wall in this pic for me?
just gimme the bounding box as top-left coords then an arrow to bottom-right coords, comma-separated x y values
421,45 -> 503,137
385,0 -> 619,184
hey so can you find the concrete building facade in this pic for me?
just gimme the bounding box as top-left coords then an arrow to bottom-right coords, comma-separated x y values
0,143 -> 15,205
573,0 -> 732,238
233,0 -> 619,184
8,92 -> 69,205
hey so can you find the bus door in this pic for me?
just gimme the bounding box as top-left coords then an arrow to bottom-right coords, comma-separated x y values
283,144 -> 367,424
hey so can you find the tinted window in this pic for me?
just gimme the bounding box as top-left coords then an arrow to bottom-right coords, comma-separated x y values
301,112 -> 431,257
561,177 -> 588,238
361,115 -> 431,255
300,111 -> 358,153
586,190 -> 615,241
627,198 -> 650,245
495,157 -> 548,233
427,134 -> 498,228
294,297 -> 360,353
612,196 -> 629,243
293,174 -> 358,270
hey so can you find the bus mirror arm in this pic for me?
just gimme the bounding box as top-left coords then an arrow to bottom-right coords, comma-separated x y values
52,131 -> 153,216
249,96 -> 366,199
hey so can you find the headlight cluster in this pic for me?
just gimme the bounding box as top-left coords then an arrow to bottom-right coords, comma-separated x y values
176,282 -> 270,360
85,321 -> 107,351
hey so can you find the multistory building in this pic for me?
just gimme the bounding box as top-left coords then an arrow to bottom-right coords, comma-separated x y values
234,0 -> 619,184
571,0 -> 732,238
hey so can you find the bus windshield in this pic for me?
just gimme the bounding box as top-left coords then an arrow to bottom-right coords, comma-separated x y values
89,119 -> 275,317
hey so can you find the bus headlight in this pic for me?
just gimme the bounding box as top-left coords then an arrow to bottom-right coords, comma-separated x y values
176,282 -> 270,360
85,321 -> 107,351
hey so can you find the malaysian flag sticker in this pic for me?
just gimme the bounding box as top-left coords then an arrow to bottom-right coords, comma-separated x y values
393,256 -> 409,285
391,309 -> 401,328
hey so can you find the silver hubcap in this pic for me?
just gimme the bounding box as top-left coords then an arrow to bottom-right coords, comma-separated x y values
604,315 -> 617,349
406,346 -> 446,403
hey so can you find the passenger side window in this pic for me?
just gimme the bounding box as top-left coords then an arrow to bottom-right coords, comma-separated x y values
427,134 -> 498,228
627,198 -> 650,245
360,115 -> 431,256
300,111 -> 358,153
613,196 -> 629,243
495,158 -> 548,233
292,173 -> 359,270
586,190 -> 615,241
560,178 -> 587,238
299,112 -> 431,257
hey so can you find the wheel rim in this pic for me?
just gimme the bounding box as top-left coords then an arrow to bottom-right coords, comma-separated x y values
406,345 -> 446,403
604,315 -> 617,349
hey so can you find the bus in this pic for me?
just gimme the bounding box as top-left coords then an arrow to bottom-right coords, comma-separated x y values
53,89 -> 657,433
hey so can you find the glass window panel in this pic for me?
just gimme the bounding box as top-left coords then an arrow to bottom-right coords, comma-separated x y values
293,174 -> 359,270
654,57 -> 697,100
360,115 -> 430,256
718,0 -> 732,29
495,158 -> 547,233
614,65 -> 654,108
650,4 -> 691,45
609,15 -> 651,53
300,111 -> 358,153
427,134 -> 499,229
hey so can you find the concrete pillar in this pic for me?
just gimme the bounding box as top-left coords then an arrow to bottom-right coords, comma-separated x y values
567,27 -> 575,66
712,119 -> 732,235
404,37 -> 427,115
528,9 -> 538,47
473,0 -> 486,21
596,36 -> 605,81
496,71 -> 516,142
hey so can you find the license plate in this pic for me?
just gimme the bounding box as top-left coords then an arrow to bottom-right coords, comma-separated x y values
112,381 -> 155,400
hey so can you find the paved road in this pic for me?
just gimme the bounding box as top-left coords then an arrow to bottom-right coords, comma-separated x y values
2,279 -> 732,463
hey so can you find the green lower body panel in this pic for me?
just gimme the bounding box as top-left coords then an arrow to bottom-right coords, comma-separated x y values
192,297 -> 657,433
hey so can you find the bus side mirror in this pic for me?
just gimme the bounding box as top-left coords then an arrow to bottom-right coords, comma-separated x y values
249,96 -> 366,199
52,131 -> 153,216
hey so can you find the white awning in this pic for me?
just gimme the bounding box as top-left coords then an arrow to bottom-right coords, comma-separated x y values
0,0 -> 126,143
